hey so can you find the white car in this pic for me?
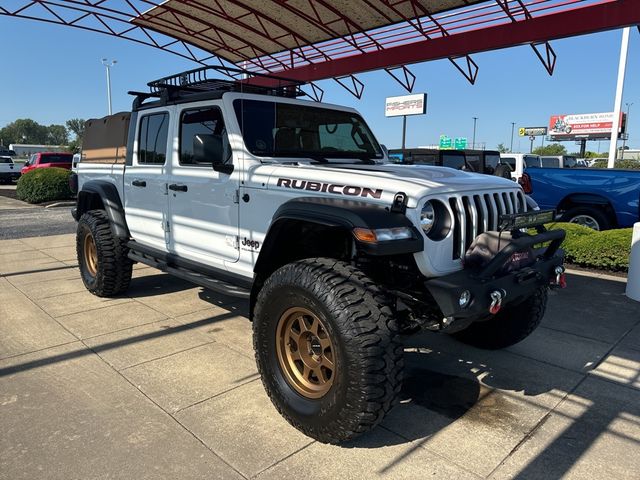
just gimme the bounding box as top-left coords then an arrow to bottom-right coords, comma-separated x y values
72,67 -> 566,444
0,156 -> 21,183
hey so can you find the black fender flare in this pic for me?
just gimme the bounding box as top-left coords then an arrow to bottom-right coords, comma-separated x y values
75,180 -> 130,238
254,197 -> 423,274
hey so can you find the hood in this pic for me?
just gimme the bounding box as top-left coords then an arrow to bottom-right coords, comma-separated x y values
264,162 -> 520,208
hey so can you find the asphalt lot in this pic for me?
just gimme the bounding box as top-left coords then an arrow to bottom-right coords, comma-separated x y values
1,194 -> 639,479
0,185 -> 76,239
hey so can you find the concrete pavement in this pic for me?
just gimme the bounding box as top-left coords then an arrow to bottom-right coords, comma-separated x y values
1,233 -> 639,479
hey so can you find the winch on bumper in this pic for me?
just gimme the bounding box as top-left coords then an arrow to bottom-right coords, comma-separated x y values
424,228 -> 566,322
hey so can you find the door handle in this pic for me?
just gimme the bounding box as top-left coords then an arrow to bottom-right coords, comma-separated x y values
168,183 -> 188,192
132,179 -> 146,187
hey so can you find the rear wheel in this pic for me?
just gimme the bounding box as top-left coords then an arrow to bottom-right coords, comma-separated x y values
451,287 -> 548,349
253,258 -> 403,443
77,210 -> 132,297
561,206 -> 610,231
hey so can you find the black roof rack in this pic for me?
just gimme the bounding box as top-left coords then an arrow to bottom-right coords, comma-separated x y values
129,65 -> 307,110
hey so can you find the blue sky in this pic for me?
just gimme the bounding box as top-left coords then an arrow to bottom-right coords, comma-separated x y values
1,16 -> 638,153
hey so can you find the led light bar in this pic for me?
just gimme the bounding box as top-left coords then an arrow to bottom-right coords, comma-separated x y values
499,210 -> 556,231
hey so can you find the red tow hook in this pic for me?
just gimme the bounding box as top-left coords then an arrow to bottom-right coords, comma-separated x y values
551,266 -> 567,289
489,290 -> 504,315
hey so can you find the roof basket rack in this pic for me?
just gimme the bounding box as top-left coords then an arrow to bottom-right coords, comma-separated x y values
130,65 -> 307,109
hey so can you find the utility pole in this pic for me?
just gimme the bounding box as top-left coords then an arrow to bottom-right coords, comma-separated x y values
401,115 -> 407,149
101,58 -> 117,115
608,28 -> 630,168
510,122 -> 515,152
621,102 -> 633,157
472,117 -> 478,149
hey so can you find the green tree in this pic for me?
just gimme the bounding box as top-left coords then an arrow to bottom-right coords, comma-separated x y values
66,118 -> 86,140
496,143 -> 509,153
0,119 -> 49,145
47,124 -> 69,145
532,143 -> 567,156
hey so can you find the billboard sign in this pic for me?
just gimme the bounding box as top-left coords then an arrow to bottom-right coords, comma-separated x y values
385,93 -> 427,117
548,112 -> 626,140
518,127 -> 547,137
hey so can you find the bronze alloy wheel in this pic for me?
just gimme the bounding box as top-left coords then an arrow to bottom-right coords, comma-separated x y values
275,307 -> 336,399
83,231 -> 98,277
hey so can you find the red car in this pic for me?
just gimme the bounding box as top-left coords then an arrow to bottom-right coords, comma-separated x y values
21,152 -> 73,174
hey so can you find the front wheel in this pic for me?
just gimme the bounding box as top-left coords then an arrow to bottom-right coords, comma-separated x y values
77,210 -> 132,297
253,258 -> 403,444
451,287 -> 548,349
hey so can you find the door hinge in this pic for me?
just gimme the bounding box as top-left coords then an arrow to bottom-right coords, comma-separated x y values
163,183 -> 168,195
233,189 -> 239,204
164,220 -> 170,232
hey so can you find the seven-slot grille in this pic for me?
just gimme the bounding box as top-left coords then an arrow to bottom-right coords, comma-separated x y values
448,190 -> 527,259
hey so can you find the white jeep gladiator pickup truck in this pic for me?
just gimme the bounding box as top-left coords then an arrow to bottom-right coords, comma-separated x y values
71,66 -> 566,444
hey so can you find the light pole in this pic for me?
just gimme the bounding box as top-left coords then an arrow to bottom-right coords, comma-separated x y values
101,58 -> 117,115
621,102 -> 633,157
510,122 -> 515,152
472,117 -> 478,149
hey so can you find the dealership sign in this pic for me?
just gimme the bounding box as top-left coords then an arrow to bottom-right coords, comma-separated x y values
519,127 -> 547,137
385,93 -> 427,117
548,112 -> 626,140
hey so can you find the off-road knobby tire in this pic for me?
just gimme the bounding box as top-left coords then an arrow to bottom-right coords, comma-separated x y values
451,287 -> 548,349
253,258 -> 403,444
77,210 -> 132,297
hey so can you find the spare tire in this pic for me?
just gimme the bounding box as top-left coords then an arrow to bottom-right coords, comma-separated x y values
494,163 -> 513,179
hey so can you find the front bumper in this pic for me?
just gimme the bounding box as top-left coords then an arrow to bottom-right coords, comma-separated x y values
424,229 -> 565,320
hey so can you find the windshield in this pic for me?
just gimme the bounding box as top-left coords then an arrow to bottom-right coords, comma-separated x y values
233,99 -> 382,162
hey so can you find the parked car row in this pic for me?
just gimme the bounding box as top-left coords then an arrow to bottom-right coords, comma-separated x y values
388,149 -> 638,231
388,148 -> 513,178
0,151 -> 74,184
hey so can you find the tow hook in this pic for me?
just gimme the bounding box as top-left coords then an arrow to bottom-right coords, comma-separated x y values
489,290 -> 505,315
551,266 -> 567,289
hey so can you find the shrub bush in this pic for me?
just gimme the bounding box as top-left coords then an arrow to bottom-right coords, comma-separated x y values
16,167 -> 74,204
591,158 -> 640,169
543,222 -> 632,272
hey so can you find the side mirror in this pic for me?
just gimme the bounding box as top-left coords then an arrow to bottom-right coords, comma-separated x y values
213,163 -> 234,175
212,132 -> 234,175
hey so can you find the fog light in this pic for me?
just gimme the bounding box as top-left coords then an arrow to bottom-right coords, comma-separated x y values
459,290 -> 472,308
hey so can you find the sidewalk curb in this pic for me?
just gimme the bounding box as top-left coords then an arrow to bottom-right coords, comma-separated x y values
565,268 -> 627,283
44,201 -> 76,209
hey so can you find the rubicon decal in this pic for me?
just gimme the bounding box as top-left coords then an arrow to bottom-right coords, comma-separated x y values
277,178 -> 383,199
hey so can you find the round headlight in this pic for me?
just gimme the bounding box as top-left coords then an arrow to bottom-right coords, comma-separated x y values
419,199 -> 452,241
420,201 -> 435,234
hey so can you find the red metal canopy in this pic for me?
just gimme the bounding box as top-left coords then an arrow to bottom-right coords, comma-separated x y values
1,0 -> 639,95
